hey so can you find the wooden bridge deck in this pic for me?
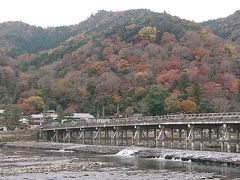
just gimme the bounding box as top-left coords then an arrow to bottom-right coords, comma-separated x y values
41,112 -> 240,152
43,112 -> 240,130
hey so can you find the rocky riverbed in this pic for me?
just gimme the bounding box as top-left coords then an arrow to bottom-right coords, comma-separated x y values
3,141 -> 240,166
1,142 -> 240,179
0,161 -> 108,175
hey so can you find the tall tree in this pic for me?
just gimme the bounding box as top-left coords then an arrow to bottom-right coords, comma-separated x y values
3,104 -> 21,130
143,86 -> 167,115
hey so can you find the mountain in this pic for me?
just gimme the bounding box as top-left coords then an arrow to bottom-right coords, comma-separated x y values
1,9 -> 240,117
0,21 -> 77,57
202,10 -> 240,43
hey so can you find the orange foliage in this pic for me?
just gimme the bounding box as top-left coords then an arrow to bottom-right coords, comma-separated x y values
181,99 -> 197,113
117,59 -> 128,70
64,106 -> 76,113
204,82 -> 222,90
112,95 -> 121,103
55,78 -> 70,96
125,23 -> 136,30
229,80 -> 239,93
135,86 -> 145,93
134,63 -> 151,72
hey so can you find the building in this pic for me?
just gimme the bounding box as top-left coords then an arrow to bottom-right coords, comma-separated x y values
45,110 -> 58,120
31,114 -> 44,125
19,117 -> 29,124
72,113 -> 94,121
19,118 -> 29,129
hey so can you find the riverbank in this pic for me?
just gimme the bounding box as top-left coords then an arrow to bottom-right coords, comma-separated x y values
3,141 -> 240,167
0,129 -> 39,142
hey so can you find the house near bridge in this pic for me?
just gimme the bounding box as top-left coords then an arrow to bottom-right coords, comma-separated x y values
63,113 -> 94,123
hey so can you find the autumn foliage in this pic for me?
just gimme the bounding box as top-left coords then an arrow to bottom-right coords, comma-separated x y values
181,99 -> 197,113
1,9 -> 240,117
17,96 -> 45,115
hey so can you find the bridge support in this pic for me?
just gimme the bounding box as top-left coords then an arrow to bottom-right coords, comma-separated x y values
54,130 -> 59,143
42,113 -> 240,152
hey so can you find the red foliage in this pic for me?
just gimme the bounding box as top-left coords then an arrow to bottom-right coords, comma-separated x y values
216,72 -> 238,89
155,69 -> 179,84
168,56 -> 181,69
203,82 -> 223,98
127,55 -> 138,64
191,47 -> 209,60
161,32 -> 177,43
198,65 -> 209,82
204,82 -> 222,90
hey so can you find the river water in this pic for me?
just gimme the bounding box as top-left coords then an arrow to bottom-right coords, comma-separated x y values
0,147 -> 240,179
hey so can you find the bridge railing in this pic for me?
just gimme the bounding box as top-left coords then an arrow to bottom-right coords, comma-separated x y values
42,112 -> 240,130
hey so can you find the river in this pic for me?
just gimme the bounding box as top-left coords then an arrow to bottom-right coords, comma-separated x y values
0,145 -> 240,179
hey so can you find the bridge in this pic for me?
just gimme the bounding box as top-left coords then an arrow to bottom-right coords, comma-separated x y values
41,112 -> 240,152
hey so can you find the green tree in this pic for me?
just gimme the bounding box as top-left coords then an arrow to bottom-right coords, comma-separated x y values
192,80 -> 201,104
179,73 -> 190,91
198,100 -> 214,113
95,96 -> 110,117
3,104 -> 21,131
143,86 -> 167,115
56,105 -> 65,123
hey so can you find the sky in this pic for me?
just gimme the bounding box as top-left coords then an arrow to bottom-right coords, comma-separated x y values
1,0 -> 240,27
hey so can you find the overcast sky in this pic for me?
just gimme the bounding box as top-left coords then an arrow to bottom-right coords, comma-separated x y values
1,0 -> 240,27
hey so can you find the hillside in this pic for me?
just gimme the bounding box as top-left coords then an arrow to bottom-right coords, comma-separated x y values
202,10 -> 240,43
0,21 -> 76,57
1,9 -> 240,118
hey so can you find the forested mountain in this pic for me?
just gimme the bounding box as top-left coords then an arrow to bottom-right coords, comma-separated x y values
1,9 -> 240,117
0,21 -> 76,57
202,10 -> 240,43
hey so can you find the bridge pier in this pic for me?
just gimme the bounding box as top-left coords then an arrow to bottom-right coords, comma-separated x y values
42,112 -> 240,153
154,129 -> 157,147
54,130 -> 59,143
236,129 -> 240,152
178,129 -> 182,148
170,129 -> 173,148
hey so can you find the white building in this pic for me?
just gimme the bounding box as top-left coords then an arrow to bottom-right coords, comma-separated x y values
45,110 -> 58,120
19,118 -> 29,124
72,113 -> 94,121
31,114 -> 44,125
